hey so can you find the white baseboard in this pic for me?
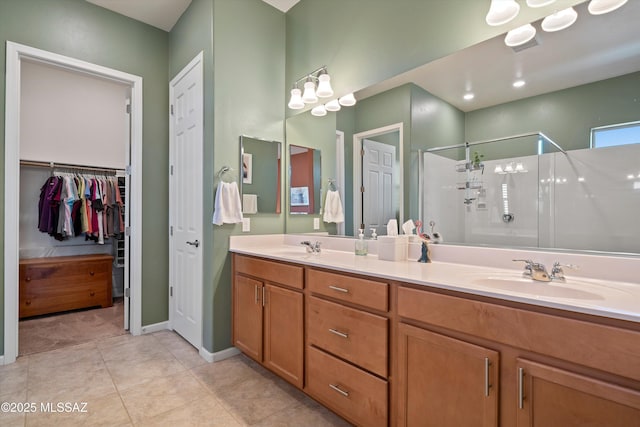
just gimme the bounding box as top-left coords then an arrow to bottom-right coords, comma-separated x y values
140,321 -> 169,334
199,346 -> 240,363
0,355 -> 5,365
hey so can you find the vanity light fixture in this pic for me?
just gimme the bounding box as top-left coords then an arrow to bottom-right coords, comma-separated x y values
494,165 -> 505,174
505,23 -> 537,47
541,7 -> 578,32
338,93 -> 357,106
504,163 -> 515,173
464,93 -> 475,101
513,79 -> 526,88
485,0 -> 521,26
311,104 -> 327,117
325,99 -> 341,112
588,0 -> 628,15
287,66 -> 334,109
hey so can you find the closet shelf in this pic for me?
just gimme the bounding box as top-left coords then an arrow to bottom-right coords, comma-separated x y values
20,159 -> 125,175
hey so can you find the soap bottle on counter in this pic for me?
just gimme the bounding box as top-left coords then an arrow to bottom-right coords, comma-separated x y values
355,228 -> 368,256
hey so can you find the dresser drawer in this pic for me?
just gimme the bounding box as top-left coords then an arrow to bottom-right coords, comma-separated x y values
308,296 -> 388,377
307,268 -> 388,311
306,346 -> 387,427
234,254 -> 304,289
22,260 -> 109,282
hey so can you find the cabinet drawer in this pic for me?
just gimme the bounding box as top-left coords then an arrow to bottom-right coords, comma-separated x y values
20,285 -> 109,318
234,254 -> 303,289
308,296 -> 388,377
307,268 -> 388,311
21,260 -> 110,282
306,346 -> 387,427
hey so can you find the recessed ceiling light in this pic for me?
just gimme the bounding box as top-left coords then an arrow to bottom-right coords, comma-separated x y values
463,93 -> 475,100
513,80 -> 526,88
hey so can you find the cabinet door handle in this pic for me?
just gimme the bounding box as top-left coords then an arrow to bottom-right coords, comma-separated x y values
329,328 -> 349,339
255,285 -> 259,304
328,285 -> 349,293
26,276 -> 31,282
329,383 -> 350,397
518,367 -> 525,409
262,287 -> 266,307
484,357 -> 491,397
89,271 -> 95,276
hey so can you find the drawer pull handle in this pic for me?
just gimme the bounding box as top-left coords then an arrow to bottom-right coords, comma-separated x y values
329,383 -> 349,397
90,271 -> 95,276
26,276 -> 31,282
90,291 -> 95,297
329,328 -> 349,339
328,285 -> 349,293
26,299 -> 32,305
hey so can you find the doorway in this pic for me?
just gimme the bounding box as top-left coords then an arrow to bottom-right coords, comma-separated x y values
3,42 -> 143,365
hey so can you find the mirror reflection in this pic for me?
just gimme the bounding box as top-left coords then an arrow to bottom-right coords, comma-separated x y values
289,144 -> 321,215
239,136 -> 282,215
284,1 -> 640,256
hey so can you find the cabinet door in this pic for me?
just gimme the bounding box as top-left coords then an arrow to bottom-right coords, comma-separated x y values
516,358 -> 640,427
397,323 -> 499,427
264,283 -> 304,388
233,275 -> 263,362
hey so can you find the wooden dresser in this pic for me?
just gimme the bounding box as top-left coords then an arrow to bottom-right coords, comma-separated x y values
19,254 -> 113,318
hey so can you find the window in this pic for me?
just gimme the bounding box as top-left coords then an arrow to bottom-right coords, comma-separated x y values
591,121 -> 640,148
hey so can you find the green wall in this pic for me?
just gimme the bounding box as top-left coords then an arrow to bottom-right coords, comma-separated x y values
211,0 -> 285,352
0,0 -> 169,356
242,138 -> 280,214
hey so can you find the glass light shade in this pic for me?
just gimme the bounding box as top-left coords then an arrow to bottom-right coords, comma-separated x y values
287,88 -> 304,109
588,0 -> 628,15
325,99 -> 341,112
316,73 -> 334,98
515,162 -> 526,172
504,24 -> 537,47
526,0 -> 556,7
338,93 -> 356,106
311,104 -> 327,117
541,7 -> 578,32
504,163 -> 515,173
494,165 -> 505,174
302,80 -> 318,104
485,0 -> 521,26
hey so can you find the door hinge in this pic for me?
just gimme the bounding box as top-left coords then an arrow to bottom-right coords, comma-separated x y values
170,104 -> 174,116
170,226 -> 173,236
124,288 -> 130,298
361,148 -> 365,157
170,286 -> 173,297
125,226 -> 131,237
125,165 -> 132,175
170,165 -> 174,176
360,186 -> 365,193
126,103 -> 131,114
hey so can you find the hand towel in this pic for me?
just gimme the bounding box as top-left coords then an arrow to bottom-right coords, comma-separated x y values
212,181 -> 243,225
323,190 -> 345,223
242,194 -> 258,214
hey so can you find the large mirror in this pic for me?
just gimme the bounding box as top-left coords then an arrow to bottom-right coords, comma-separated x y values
239,135 -> 282,214
285,0 -> 640,255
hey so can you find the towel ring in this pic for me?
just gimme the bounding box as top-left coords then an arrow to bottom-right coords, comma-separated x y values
217,166 -> 236,183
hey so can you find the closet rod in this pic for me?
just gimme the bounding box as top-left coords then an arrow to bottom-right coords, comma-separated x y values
20,160 -> 125,174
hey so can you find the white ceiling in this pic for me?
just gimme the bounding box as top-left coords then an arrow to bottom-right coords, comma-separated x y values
357,1 -> 640,112
85,0 -> 299,31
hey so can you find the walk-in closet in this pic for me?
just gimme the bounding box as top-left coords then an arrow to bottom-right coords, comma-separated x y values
16,57 -> 131,355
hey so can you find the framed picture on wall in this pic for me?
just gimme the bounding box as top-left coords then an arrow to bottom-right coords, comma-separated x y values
243,153 -> 252,184
290,186 -> 310,206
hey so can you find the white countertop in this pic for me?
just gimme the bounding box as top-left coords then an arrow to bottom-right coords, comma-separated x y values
229,234 -> 640,324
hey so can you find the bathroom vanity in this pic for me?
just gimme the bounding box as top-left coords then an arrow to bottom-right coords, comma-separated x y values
230,235 -> 640,426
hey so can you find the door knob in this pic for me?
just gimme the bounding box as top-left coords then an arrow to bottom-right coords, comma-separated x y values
186,240 -> 200,248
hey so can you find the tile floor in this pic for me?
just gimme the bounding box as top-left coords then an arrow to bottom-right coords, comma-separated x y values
0,331 -> 352,426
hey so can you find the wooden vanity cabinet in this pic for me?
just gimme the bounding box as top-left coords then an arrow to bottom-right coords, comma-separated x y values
397,323 -> 499,427
232,254 -> 304,388
397,285 -> 640,427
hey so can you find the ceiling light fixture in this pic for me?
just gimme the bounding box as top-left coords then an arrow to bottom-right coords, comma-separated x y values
504,23 -> 537,47
463,93 -> 475,101
485,0 -> 521,26
541,7 -> 578,32
513,79 -> 526,88
588,0 -> 628,15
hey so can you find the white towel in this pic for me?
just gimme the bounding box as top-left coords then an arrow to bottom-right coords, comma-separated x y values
242,194 -> 258,214
323,190 -> 345,223
212,181 -> 243,225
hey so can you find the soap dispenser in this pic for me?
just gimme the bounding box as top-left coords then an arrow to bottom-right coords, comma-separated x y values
355,228 -> 368,256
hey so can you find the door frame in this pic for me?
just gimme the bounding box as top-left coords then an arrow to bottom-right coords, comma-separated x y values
352,122 -> 404,235
335,130 -> 345,236
168,51 -> 204,350
3,41 -> 144,364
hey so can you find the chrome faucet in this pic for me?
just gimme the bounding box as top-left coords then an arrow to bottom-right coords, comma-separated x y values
513,259 -> 551,282
300,240 -> 322,254
550,262 -> 578,281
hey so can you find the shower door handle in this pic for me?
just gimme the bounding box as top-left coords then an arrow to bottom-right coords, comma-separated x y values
186,240 -> 200,248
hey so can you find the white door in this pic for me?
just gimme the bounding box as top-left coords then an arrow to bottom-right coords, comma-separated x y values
363,139 -> 397,236
169,52 -> 204,349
